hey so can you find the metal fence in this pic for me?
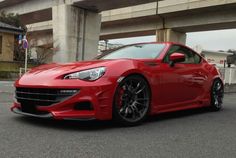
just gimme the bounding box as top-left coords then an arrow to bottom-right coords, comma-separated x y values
219,68 -> 236,85
19,68 -> 31,77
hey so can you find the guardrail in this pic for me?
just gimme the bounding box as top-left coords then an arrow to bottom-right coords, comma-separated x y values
219,68 -> 236,85
19,68 -> 31,77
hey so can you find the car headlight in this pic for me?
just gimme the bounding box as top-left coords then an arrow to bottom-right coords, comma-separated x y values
64,67 -> 106,81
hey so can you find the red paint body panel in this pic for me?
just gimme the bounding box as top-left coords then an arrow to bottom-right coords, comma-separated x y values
11,42 -> 223,120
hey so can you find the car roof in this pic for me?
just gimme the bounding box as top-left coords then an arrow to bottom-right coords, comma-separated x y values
127,42 -> 182,47
131,42 -> 197,52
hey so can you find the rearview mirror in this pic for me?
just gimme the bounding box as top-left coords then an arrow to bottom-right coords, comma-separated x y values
169,53 -> 185,67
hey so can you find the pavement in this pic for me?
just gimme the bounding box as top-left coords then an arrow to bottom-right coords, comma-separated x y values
1,81 -> 236,158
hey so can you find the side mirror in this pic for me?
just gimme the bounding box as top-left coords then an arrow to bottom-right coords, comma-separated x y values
169,52 -> 185,67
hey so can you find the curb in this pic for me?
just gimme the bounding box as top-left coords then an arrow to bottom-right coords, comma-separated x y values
0,91 -> 13,94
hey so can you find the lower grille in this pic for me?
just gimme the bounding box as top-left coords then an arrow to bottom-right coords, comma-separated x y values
20,103 -> 49,115
16,88 -> 79,108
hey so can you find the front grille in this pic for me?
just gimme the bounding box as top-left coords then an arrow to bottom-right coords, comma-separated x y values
15,88 -> 79,107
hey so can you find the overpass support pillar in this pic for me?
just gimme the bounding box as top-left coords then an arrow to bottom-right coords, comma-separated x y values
52,4 -> 101,62
156,29 -> 186,44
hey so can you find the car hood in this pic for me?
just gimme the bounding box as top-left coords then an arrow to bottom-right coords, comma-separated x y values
26,60 -> 116,77
30,60 -> 110,74
16,59 -> 131,86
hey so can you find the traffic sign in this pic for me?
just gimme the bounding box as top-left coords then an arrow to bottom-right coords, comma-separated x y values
18,34 -> 22,44
22,39 -> 28,49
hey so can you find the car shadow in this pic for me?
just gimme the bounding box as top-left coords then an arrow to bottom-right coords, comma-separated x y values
12,116 -> 117,131
12,107 -> 221,131
146,107 -> 216,123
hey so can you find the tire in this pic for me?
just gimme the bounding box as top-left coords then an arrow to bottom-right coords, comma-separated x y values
210,79 -> 224,111
113,75 -> 151,126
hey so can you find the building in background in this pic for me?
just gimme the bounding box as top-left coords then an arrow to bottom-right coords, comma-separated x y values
226,50 -> 236,67
201,50 -> 233,67
0,21 -> 23,62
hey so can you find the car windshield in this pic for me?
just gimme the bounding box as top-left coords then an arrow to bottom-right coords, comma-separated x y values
100,43 -> 166,60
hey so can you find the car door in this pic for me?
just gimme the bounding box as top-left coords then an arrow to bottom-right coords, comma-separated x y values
157,45 -> 206,110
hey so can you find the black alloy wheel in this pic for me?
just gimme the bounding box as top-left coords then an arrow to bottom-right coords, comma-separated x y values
210,79 -> 224,111
113,75 -> 151,126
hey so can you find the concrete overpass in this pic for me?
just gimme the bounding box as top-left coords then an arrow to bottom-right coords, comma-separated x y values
1,0 -> 236,62
71,0 -> 159,11
101,0 -> 236,41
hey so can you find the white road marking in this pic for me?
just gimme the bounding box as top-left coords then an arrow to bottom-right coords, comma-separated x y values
3,84 -> 13,87
0,81 -> 14,83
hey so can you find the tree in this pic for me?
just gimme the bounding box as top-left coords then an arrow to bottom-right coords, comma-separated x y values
0,11 -> 26,32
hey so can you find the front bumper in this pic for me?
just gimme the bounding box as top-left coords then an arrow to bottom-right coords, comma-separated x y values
11,77 -> 117,120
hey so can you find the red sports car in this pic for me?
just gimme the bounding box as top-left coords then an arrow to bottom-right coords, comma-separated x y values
12,42 -> 224,126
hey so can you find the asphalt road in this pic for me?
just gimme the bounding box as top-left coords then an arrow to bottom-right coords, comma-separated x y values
1,81 -> 236,158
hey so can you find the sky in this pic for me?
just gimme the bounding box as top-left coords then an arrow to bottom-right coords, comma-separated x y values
109,29 -> 236,51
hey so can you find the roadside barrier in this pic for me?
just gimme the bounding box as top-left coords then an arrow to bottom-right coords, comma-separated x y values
219,68 -> 236,85
19,68 -> 31,77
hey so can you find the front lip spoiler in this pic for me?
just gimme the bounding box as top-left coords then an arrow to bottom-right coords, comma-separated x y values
63,118 -> 96,121
12,108 -> 53,119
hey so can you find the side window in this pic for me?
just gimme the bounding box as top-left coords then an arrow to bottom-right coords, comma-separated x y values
182,48 -> 202,64
193,52 -> 201,64
180,47 -> 195,64
164,45 -> 201,64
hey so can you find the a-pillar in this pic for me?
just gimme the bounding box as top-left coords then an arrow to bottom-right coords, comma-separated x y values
156,29 -> 186,44
52,4 -> 101,62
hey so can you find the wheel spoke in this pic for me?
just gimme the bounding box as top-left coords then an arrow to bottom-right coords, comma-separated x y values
131,104 -> 138,112
216,83 -> 221,91
124,107 -> 129,117
214,95 -> 218,105
135,85 -> 146,94
130,104 -> 140,118
132,82 -> 141,93
135,101 -> 144,106
136,98 -> 149,101
131,108 -> 136,119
